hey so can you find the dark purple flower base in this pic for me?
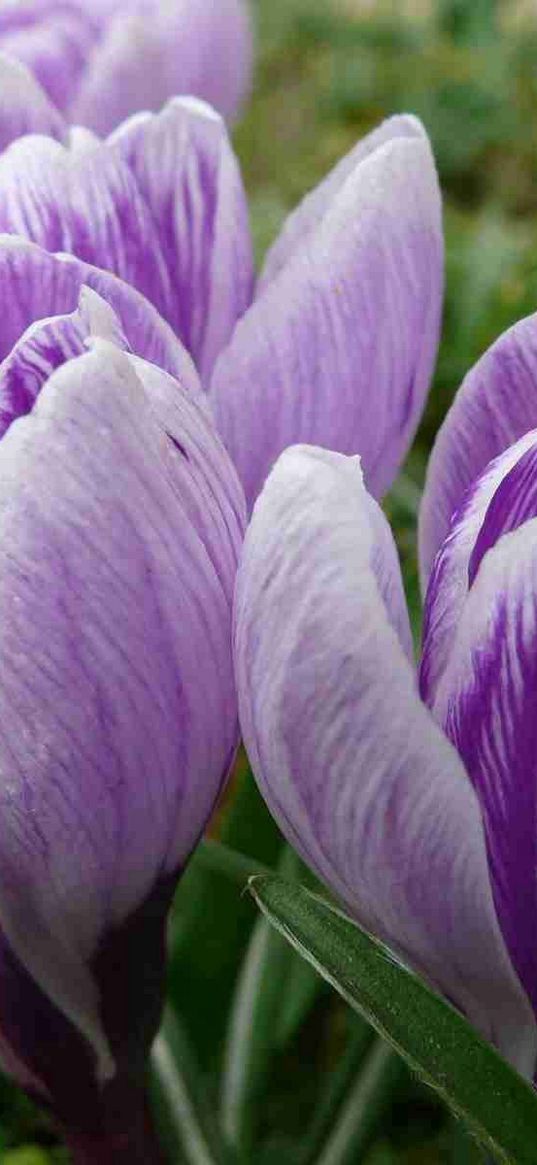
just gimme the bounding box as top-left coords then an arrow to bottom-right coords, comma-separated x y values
63,1095 -> 166,1165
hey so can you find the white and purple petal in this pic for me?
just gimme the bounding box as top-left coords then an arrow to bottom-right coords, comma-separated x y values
420,430 -> 537,706
0,337 -> 245,1108
419,312 -> 537,590
235,444 -> 536,1071
0,52 -> 66,150
432,504 -> 537,1026
211,128 -> 443,511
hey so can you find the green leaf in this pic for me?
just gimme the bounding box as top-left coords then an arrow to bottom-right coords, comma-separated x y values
248,876 -> 537,1165
299,1015 -> 374,1164
314,1039 -> 404,1165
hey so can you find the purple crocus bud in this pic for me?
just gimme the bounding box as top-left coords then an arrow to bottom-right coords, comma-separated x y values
0,0 -> 252,137
0,286 -> 245,1155
211,115 -> 443,511
234,442 -> 537,1076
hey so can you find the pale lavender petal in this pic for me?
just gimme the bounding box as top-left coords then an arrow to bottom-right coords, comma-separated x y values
71,0 -> 253,134
0,4 -> 98,113
235,445 -> 536,1072
0,338 -> 244,1081
0,135 -> 173,325
0,53 -> 65,149
259,114 -> 426,291
110,98 -> 254,382
211,134 -> 443,511
0,235 -> 195,384
420,430 -> 537,706
419,312 -> 537,591
432,514 -> 537,1025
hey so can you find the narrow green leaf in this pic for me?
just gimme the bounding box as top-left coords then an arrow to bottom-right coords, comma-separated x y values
299,1016 -> 374,1164
150,1008 -> 237,1165
221,849 -> 307,1154
248,876 -> 537,1165
315,1039 -> 404,1165
193,839 -> 274,886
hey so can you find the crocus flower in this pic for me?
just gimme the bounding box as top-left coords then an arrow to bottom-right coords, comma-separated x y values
0,280 -> 245,1159
234,310 -> 537,1078
0,80 -> 444,510
0,0 -> 252,140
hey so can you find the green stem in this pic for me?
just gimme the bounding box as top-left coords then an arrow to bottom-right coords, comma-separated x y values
315,1040 -> 404,1165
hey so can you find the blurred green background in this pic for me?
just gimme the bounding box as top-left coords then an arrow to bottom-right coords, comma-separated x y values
3,0 -> 537,1160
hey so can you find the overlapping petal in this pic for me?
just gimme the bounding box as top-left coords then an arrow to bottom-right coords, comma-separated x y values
0,234 -> 195,384
0,336 -> 245,1099
0,100 -> 253,382
0,53 -> 65,151
235,445 -> 536,1072
432,505 -> 537,1024
420,430 -> 537,706
419,312 -> 537,590
211,129 -> 443,511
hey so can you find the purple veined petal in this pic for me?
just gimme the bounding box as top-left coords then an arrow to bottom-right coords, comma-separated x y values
0,234 -> 197,386
364,488 -> 414,662
109,97 -> 254,383
0,4 -> 99,114
211,133 -> 443,512
0,134 -> 174,325
432,512 -> 537,1029
259,114 -> 426,292
0,285 -> 130,438
420,430 -> 537,707
419,312 -> 537,592
71,0 -> 253,134
0,53 -> 66,150
235,444 -> 536,1073
0,337 -> 244,1097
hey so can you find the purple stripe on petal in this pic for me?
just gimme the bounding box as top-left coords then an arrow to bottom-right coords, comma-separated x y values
212,131 -> 443,511
419,312 -> 537,592
433,520 -> 537,1022
420,430 -> 537,707
235,444 -> 536,1072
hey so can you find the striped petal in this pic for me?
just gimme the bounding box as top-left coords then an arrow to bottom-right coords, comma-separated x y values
432,489 -> 537,1026
420,430 -> 537,706
0,337 -> 244,1110
0,234 -> 194,384
110,98 -> 253,382
419,312 -> 537,591
211,127 -> 443,512
235,445 -> 536,1072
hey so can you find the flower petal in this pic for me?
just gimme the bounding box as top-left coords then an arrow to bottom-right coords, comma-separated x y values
71,0 -> 253,133
109,98 -> 254,382
0,52 -> 66,149
211,133 -> 443,511
432,510 -> 537,1026
0,133 -> 173,325
420,430 -> 537,706
235,445 -> 536,1071
0,3 -> 99,114
0,234 -> 194,384
259,114 -> 426,291
0,339 -> 244,1082
419,312 -> 537,591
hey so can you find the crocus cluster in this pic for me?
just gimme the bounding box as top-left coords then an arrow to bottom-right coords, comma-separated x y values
235,313 -> 537,1079
0,57 -> 445,1156
0,0 -> 251,143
